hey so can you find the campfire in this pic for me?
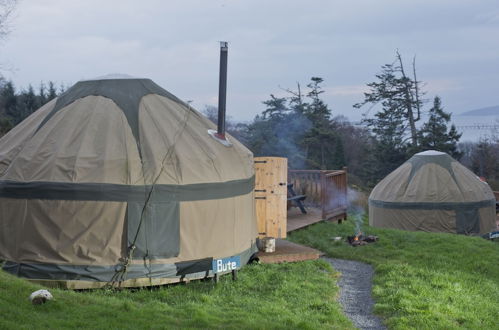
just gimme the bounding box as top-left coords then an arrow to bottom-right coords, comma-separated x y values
347,232 -> 378,246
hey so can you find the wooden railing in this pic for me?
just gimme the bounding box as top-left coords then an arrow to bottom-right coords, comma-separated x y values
288,168 -> 348,221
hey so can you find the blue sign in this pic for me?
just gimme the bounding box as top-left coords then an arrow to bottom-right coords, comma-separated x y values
212,256 -> 241,273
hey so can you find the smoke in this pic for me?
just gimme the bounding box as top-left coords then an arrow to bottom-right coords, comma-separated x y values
320,179 -> 367,235
347,187 -> 367,235
258,112 -> 312,170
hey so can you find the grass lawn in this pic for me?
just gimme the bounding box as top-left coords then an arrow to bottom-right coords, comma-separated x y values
289,216 -> 499,329
2,217 -> 498,329
0,259 -> 353,329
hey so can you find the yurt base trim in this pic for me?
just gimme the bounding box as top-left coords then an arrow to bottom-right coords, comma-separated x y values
2,245 -> 257,289
27,272 -> 223,290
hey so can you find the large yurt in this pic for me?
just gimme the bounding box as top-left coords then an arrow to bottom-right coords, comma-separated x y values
369,150 -> 496,235
0,76 -> 257,288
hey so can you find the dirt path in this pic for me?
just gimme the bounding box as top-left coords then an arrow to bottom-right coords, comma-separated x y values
322,257 -> 385,330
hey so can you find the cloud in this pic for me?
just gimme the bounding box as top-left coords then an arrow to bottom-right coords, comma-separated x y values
325,85 -> 369,97
425,79 -> 463,93
1,0 -> 499,122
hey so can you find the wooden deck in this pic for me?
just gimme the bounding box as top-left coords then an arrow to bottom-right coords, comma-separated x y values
257,206 -> 331,264
256,239 -> 323,264
287,206 -> 325,232
288,169 -> 348,221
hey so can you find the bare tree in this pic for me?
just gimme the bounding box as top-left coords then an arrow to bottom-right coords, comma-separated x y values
0,0 -> 16,41
0,0 -> 16,79
396,50 -> 422,146
355,50 -> 425,147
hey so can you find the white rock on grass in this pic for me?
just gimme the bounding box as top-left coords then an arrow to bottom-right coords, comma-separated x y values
29,289 -> 53,305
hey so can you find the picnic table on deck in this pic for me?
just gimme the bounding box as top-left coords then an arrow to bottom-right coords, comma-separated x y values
287,183 -> 307,214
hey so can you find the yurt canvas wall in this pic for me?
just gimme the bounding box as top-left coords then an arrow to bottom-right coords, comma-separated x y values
369,150 -> 496,235
0,76 -> 258,288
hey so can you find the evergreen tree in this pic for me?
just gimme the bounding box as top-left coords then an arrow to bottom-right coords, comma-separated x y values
38,82 -> 47,105
15,85 -> 37,122
0,116 -> 12,137
244,96 -> 309,169
330,133 -> 346,169
303,77 -> 330,121
417,96 -> 462,158
24,85 -> 37,110
354,51 -> 428,182
0,80 -> 61,136
261,95 -> 288,120
47,81 -> 57,101
365,102 -> 408,179
0,81 -> 17,122
300,77 -> 345,169
282,82 -> 306,114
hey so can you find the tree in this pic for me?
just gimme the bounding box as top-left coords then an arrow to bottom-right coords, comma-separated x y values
366,104 -> 408,180
0,80 -> 16,120
303,77 -> 331,121
417,96 -> 462,158
296,77 -> 346,169
0,80 -> 62,137
458,134 -> 499,190
0,0 -> 17,79
470,138 -> 499,187
202,105 -> 218,124
201,104 -> 243,139
47,81 -> 58,100
242,97 -> 310,169
355,50 -> 424,148
0,115 -> 11,136
353,51 -> 429,182
16,85 -> 38,122
0,79 -> 13,137
38,82 -> 47,105
332,116 -> 373,186
261,95 -> 288,120
280,82 -> 306,114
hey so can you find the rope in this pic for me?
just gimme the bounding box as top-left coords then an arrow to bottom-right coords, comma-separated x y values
105,101 -> 193,289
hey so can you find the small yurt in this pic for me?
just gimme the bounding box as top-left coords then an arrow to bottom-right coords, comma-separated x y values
0,76 -> 257,288
369,150 -> 496,235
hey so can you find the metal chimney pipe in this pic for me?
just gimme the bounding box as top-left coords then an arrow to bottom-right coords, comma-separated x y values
217,41 -> 228,139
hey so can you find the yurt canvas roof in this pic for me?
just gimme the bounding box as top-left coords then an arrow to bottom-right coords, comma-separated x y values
369,150 -> 496,235
0,76 -> 258,288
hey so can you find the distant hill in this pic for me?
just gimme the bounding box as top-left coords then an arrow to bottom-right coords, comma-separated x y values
460,105 -> 499,116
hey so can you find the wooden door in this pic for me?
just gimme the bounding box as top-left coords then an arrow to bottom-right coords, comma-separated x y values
254,157 -> 287,238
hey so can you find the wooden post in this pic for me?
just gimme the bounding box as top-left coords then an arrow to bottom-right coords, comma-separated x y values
320,171 -> 327,220
343,166 -> 348,222
232,269 -> 238,281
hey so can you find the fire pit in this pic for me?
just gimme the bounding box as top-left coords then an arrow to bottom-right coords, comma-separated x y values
347,233 -> 378,247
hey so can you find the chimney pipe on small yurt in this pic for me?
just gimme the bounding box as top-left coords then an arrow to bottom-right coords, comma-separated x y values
216,41 -> 228,139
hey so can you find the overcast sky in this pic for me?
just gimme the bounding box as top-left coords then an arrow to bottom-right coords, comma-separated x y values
1,0 -> 499,122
